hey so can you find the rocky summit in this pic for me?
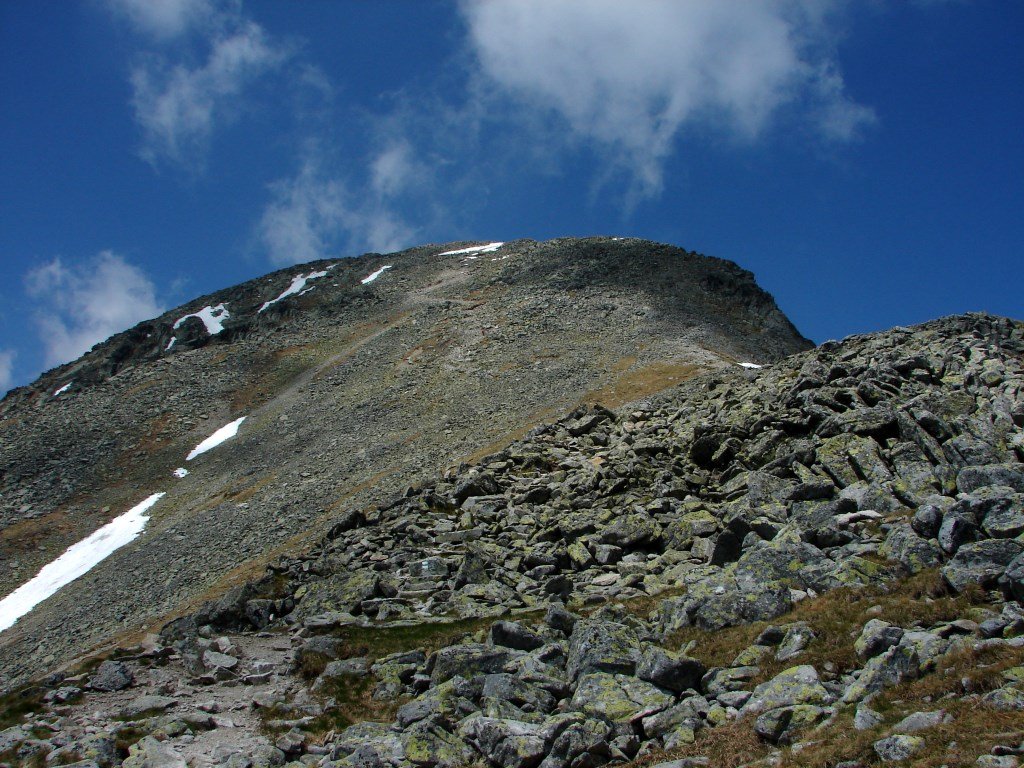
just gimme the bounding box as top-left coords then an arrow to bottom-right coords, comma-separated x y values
0,241 -> 1022,768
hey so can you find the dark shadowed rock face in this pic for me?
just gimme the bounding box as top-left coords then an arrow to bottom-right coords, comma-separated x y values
0,237 -> 810,683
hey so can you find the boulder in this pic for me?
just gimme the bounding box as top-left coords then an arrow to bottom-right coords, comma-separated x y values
942,539 -> 1024,592
402,720 -> 475,768
753,704 -> 828,745
431,644 -> 517,687
957,464 -> 1024,494
636,647 -> 704,693
459,717 -> 547,768
879,524 -> 943,574
490,621 -> 544,651
566,620 -> 641,680
873,734 -> 926,762
740,665 -> 830,715
854,619 -> 905,659
570,672 -> 674,724
88,660 -> 134,692
121,736 -> 186,768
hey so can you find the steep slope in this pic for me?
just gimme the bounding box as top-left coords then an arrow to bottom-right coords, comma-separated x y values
0,237 -> 810,685
1,313 -> 1022,768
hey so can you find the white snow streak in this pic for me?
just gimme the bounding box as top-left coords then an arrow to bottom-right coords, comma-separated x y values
186,416 -> 246,461
53,383 -> 72,397
174,304 -> 230,335
173,467 -> 189,478
738,362 -> 763,369
360,265 -> 393,284
166,337 -> 176,351
438,242 -> 505,256
0,492 -> 165,633
259,269 -> 330,313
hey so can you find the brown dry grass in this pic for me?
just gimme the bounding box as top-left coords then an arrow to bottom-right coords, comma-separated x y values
581,361 -> 703,408
461,406 -> 561,465
778,643 -> 1024,767
0,510 -> 77,555
632,717 -> 768,768
668,570 -> 984,682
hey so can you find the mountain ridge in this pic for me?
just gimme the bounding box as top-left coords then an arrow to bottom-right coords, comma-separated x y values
0,236 -> 811,688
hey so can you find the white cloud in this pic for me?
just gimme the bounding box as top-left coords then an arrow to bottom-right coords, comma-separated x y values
131,21 -> 287,166
24,252 -> 164,368
0,350 -> 14,393
458,0 -> 875,197
106,0 -> 217,40
258,147 -> 419,266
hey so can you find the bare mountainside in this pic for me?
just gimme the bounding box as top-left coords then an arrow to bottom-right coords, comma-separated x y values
0,237 -> 810,683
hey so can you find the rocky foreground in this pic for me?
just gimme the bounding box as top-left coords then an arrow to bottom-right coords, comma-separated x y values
2,312 -> 1024,767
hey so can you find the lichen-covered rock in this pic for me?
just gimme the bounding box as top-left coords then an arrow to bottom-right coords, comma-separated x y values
570,672 -> 674,724
879,524 -> 944,574
402,720 -> 475,768
741,665 -> 830,715
873,734 -> 926,762
942,539 -> 1024,592
459,717 -> 547,768
430,644 -> 519,687
566,620 -> 641,680
120,736 -> 186,768
855,619 -> 905,659
294,570 -> 383,618
753,704 -> 828,745
636,647 -> 705,693
843,643 -> 920,703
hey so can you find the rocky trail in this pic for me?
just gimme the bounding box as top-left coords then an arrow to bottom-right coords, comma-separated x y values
3,312 -> 1024,768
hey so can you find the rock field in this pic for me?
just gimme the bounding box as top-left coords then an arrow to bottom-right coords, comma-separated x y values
2,311 -> 1022,767
0,238 -> 810,689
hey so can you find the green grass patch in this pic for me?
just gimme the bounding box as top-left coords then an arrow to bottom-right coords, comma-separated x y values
0,684 -> 45,730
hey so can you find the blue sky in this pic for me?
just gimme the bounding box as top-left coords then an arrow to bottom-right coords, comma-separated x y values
1,1 -> 1021,394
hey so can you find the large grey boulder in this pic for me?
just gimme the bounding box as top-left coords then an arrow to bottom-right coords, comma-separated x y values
459,718 -> 547,768
957,464 -> 1024,494
430,644 -> 519,687
566,620 -> 642,680
636,647 -> 704,693
879,524 -> 943,574
753,704 -> 828,745
87,660 -> 134,692
740,665 -> 830,715
843,643 -> 920,703
942,539 -> 1024,592
120,736 -> 186,768
854,619 -> 905,659
873,734 -> 926,762
570,672 -> 674,724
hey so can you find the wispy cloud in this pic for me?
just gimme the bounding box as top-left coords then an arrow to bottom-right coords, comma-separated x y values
456,0 -> 876,198
258,145 -> 419,266
130,21 -> 287,167
105,0 -> 217,40
0,349 -> 14,393
24,252 -> 164,368
110,0 -> 288,168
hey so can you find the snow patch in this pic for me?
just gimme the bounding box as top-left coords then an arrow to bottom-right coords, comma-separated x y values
53,383 -> 72,397
259,269 -> 331,313
0,493 -> 165,633
361,265 -> 393,284
439,242 -> 505,256
186,416 -> 246,461
165,337 -> 176,351
174,304 -> 230,336
738,362 -> 763,369
173,467 -> 189,478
